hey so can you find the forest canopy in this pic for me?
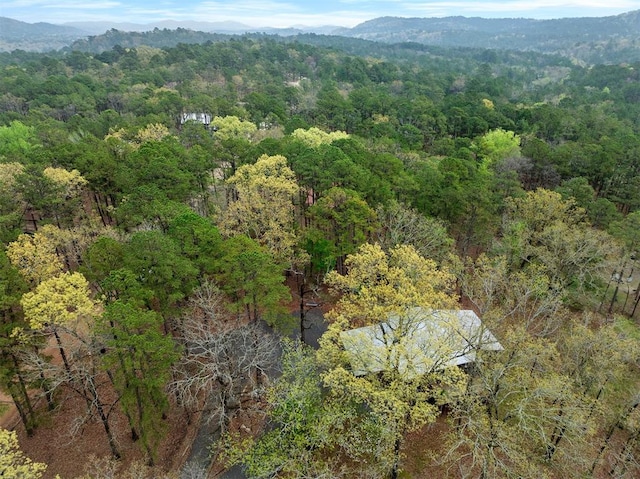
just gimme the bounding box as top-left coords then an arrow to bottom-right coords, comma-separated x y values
1,29 -> 640,479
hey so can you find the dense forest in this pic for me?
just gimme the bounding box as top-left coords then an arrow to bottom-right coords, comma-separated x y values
1,28 -> 640,479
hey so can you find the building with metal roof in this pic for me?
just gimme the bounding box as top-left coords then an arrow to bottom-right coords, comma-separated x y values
340,308 -> 503,377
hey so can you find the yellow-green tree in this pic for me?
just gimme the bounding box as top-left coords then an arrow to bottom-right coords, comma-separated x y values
220,154 -> 299,265
290,126 -> 349,147
6,230 -> 64,285
318,243 -> 464,478
0,163 -> 24,192
42,166 -> 88,227
42,167 -> 87,199
499,189 -> 616,302
135,123 -> 172,145
104,123 -> 173,151
39,224 -> 117,273
0,429 -> 48,478
474,128 -> 521,166
445,328 -> 559,479
20,272 -> 97,373
0,162 -> 25,241
211,115 -> 257,142
445,320 -> 634,479
456,254 -> 565,336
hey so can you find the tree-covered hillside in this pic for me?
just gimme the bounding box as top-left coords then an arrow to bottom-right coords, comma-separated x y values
0,17 -> 88,53
1,33 -> 640,479
340,10 -> 640,64
3,10 -> 640,64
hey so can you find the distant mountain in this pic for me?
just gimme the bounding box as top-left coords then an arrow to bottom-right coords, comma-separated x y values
62,20 -> 339,36
62,21 -> 155,35
0,16 -> 341,52
339,10 -> 640,63
0,17 -> 88,52
64,21 -> 344,53
68,28 -> 234,53
3,11 -> 640,63
62,20 -> 255,35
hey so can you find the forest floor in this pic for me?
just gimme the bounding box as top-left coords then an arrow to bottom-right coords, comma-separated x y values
0,342 -> 195,478
0,278 -> 318,479
9,390 -> 192,478
2,278 -> 635,478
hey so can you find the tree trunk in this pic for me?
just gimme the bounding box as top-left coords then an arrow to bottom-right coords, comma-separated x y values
7,382 -> 34,436
546,401 -> 567,461
390,435 -> 402,479
135,385 -> 154,466
10,352 -> 37,426
53,328 -> 71,374
96,399 -> 120,459
106,368 -> 139,441
609,428 -> 640,478
591,398 -> 640,475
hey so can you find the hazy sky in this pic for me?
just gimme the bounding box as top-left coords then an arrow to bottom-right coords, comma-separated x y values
2,0 -> 639,27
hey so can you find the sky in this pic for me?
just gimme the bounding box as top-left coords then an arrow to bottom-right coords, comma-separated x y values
2,0 -> 640,27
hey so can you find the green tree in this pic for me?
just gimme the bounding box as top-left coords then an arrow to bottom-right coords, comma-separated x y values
214,235 -> 291,329
99,300 -> 178,465
306,187 -> 377,273
609,211 -> 640,254
123,230 -> 198,316
114,186 -> 191,232
81,236 -> 126,286
166,212 -> 222,276
557,177 -> 622,229
13,165 -> 65,230
228,341 -> 340,478
42,166 -> 88,227
0,251 -> 37,435
0,121 -> 41,161
117,138 -> 196,204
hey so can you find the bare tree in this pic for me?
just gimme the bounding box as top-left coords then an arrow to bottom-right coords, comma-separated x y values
180,461 -> 208,479
18,333 -> 122,459
375,201 -> 454,264
457,254 -> 564,337
170,313 -> 280,433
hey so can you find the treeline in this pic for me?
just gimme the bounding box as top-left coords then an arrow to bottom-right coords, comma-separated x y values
0,35 -> 639,478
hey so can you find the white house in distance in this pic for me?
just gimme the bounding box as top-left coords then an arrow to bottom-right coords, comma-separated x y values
340,308 -> 503,377
179,112 -> 212,128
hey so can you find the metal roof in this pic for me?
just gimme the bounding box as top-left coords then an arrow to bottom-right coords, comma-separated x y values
340,308 -> 503,377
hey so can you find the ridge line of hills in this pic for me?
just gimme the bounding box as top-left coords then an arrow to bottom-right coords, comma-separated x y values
2,10 -> 640,64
